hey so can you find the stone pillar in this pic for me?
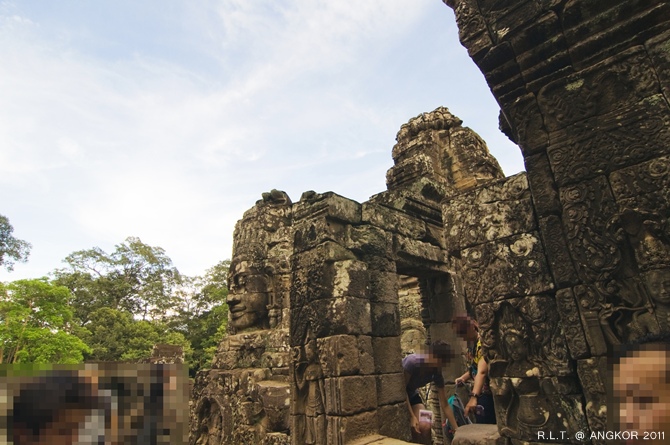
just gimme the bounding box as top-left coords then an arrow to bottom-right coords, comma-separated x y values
289,191 -> 410,445
443,173 -> 589,443
444,0 -> 670,439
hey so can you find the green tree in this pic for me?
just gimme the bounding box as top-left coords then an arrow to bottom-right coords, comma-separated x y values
0,279 -> 90,364
0,215 -> 31,272
54,237 -> 181,324
170,260 -> 229,376
81,307 -> 191,362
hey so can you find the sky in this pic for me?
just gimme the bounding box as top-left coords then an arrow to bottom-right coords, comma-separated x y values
0,0 -> 525,282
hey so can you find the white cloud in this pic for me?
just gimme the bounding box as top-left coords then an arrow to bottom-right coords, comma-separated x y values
0,0 -> 524,282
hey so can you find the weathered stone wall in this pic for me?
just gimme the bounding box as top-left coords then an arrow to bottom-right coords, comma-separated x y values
444,0 -> 670,442
191,2 -> 670,443
191,108 -> 504,445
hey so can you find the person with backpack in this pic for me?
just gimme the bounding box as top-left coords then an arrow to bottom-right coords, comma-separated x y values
452,314 -> 496,425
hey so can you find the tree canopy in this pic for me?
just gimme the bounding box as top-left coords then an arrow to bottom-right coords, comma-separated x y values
53,237 -> 181,324
0,279 -> 90,364
0,215 -> 31,272
0,235 -> 229,373
49,238 -> 228,374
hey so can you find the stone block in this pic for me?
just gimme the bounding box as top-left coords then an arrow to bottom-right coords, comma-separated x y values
327,410 -> 378,445
538,215 -> 578,288
255,381 -> 291,432
293,217 -> 349,253
510,12 -> 571,88
261,432 -> 290,445
347,224 -> 392,258
452,424 -> 504,445
331,260 -> 369,299
461,232 -> 553,305
554,288 -> 590,360
291,257 -> 368,308
376,403 -> 412,442
525,152 -> 559,216
371,336 -> 403,374
609,154 -> 670,200
476,295 -> 571,378
375,373 -> 406,406
647,29 -> 670,101
559,176 -> 637,283
564,1 -> 670,70
293,191 -> 362,224
450,0 -> 492,63
502,93 -> 549,155
576,357 -> 608,437
392,235 -> 446,265
368,270 -> 399,304
309,297 -> 372,337
538,46 -> 660,132
362,203 -> 427,239
444,174 -> 534,252
318,335 -> 375,377
370,302 -> 400,337
547,95 -> 670,187
324,376 -> 378,415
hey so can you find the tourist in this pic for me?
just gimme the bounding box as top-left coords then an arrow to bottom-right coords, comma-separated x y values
613,333 -> 670,444
452,314 -> 496,424
10,370 -> 115,445
403,340 -> 459,444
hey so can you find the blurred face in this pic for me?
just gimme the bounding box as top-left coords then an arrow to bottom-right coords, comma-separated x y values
614,348 -> 670,443
452,317 -> 478,342
227,261 -> 270,331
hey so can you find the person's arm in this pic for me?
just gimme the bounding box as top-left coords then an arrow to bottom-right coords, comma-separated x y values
465,357 -> 488,416
455,370 -> 471,386
437,386 -> 458,433
404,371 -> 420,434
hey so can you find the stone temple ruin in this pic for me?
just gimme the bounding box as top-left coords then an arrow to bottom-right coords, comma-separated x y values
191,1 -> 670,444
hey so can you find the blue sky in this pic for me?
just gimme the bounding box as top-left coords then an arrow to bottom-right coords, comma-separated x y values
0,0 -> 524,281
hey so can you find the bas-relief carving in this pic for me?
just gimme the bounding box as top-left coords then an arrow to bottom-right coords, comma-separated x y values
191,190 -> 294,445
227,190 -> 293,334
292,328 -> 326,445
442,1 -> 670,443
642,268 -> 670,332
560,176 -> 637,283
475,299 -> 588,442
227,261 -> 271,332
192,398 -> 224,445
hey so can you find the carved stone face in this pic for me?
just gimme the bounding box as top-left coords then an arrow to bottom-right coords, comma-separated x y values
227,261 -> 270,331
614,346 -> 670,440
503,330 -> 527,362
645,269 -> 670,304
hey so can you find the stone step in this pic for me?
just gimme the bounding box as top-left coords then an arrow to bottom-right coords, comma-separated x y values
452,424 -> 504,445
347,434 -> 415,445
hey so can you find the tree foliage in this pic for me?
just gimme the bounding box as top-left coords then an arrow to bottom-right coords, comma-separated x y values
170,260 -> 229,376
52,239 -> 228,373
54,237 -> 181,324
80,307 -> 191,363
0,215 -> 31,272
1,236 -> 228,373
0,279 -> 90,364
